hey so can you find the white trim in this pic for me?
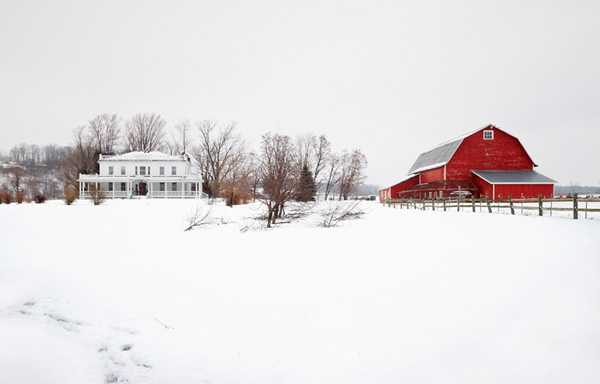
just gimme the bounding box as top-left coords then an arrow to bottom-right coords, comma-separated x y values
443,165 -> 447,181
492,184 -> 495,199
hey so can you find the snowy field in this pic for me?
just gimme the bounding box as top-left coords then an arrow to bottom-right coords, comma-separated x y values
1,199 -> 600,384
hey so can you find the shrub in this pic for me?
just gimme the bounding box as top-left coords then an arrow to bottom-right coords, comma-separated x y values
89,184 -> 105,206
15,191 -> 25,204
34,193 -> 47,204
0,190 -> 12,204
64,185 -> 77,205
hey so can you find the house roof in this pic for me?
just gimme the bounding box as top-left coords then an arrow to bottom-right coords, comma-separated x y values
99,151 -> 184,161
472,170 -> 557,184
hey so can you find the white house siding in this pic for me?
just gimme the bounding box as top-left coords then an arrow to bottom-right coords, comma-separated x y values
78,152 -> 203,199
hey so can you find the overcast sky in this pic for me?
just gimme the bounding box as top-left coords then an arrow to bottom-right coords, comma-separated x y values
1,0 -> 598,185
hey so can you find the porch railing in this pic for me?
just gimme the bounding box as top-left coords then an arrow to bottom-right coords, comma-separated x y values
80,190 -> 205,199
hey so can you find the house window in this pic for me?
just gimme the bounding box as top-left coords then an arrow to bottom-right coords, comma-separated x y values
191,183 -> 196,192
171,166 -> 177,176
121,166 -> 126,176
108,183 -> 113,191
160,166 -> 165,175
108,166 -> 114,175
148,166 -> 151,175
140,166 -> 146,176
171,182 -> 177,191
159,182 -> 165,192
483,130 -> 494,140
121,182 -> 126,191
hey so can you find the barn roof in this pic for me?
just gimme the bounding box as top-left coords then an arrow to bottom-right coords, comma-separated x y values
407,138 -> 463,174
407,124 -> 538,175
472,170 -> 556,184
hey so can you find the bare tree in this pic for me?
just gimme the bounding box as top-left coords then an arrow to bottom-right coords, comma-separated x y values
323,153 -> 341,200
88,114 -> 120,154
320,201 -> 365,227
294,134 -> 331,199
8,167 -> 25,193
195,120 -> 245,198
338,149 -> 367,200
257,133 -> 298,227
61,126 -> 97,192
125,113 -> 166,152
312,135 -> 330,185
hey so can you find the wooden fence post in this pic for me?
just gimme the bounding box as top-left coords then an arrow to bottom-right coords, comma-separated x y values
573,193 -> 578,220
432,197 -> 435,211
422,199 -> 426,211
443,199 -> 446,212
486,198 -> 492,213
538,195 -> 543,216
471,197 -> 475,212
457,196 -> 460,212
509,195 -> 514,215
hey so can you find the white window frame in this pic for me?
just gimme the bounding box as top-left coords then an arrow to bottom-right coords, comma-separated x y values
171,166 -> 177,176
140,166 -> 146,176
171,182 -> 177,191
108,166 -> 114,175
120,166 -> 126,176
160,166 -> 165,176
483,130 -> 494,140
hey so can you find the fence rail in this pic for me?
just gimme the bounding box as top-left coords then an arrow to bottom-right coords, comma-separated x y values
384,195 -> 600,220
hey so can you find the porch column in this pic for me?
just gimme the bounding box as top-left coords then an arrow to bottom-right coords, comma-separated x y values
149,182 -> 153,198
181,181 -> 184,198
79,181 -> 82,197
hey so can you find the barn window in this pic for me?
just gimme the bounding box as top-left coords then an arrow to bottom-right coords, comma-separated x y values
483,130 -> 494,140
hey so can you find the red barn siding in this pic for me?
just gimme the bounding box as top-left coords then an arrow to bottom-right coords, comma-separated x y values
494,184 -> 554,200
472,174 -> 554,200
378,188 -> 390,203
446,128 -> 534,181
472,174 -> 493,198
384,175 -> 419,200
419,166 -> 445,183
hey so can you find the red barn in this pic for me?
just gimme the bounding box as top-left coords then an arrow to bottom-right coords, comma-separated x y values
379,125 -> 556,201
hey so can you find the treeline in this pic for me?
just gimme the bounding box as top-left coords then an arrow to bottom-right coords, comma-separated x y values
3,144 -> 71,168
1,113 -> 368,214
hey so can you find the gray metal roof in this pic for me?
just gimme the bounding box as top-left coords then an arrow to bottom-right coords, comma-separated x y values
472,170 -> 557,184
407,138 -> 462,174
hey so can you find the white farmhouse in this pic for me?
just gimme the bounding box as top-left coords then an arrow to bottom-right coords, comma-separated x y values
78,151 -> 204,199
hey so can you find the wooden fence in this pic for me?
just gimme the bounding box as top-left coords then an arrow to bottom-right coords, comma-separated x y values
384,194 -> 600,220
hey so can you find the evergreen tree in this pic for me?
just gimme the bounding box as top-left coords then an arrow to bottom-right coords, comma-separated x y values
296,164 -> 316,201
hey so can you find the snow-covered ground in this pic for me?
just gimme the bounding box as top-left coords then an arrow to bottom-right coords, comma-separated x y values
1,199 -> 599,383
